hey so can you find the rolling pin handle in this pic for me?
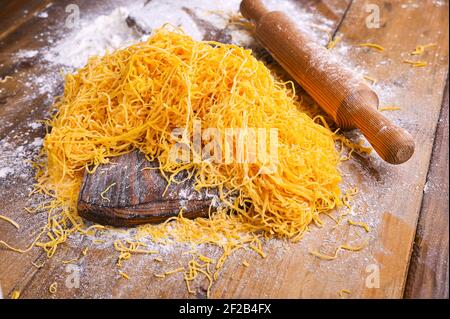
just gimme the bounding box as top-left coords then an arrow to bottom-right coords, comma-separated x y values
240,0 -> 269,23
338,91 -> 415,164
354,109 -> 415,165
241,0 -> 415,164
337,89 -> 415,164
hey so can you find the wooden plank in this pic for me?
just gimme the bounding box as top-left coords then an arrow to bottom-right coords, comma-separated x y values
315,0 -> 449,298
215,0 -> 449,299
0,0 -> 353,299
0,0 -> 131,298
0,0 -> 53,41
213,0 -> 448,299
0,0 -> 65,299
404,80 -> 449,299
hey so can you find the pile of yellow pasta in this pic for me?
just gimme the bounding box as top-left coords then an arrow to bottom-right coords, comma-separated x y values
26,28 -> 345,293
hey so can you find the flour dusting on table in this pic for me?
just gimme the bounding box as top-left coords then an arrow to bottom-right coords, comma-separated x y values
2,0 -> 344,181
0,0 -> 413,298
44,7 -> 139,69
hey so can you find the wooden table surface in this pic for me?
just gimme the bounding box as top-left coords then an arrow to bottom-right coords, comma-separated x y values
0,0 -> 448,299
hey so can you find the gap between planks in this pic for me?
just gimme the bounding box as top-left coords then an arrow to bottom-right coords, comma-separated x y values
404,78 -> 449,299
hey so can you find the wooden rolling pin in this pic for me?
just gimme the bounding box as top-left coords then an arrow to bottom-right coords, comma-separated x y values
240,0 -> 414,164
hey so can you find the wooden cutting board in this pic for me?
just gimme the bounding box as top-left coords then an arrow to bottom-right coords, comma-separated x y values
0,0 -> 448,299
78,150 -> 214,226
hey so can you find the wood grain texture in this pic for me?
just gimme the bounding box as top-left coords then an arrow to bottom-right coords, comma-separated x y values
78,150 -> 214,226
331,0 -> 449,298
0,0 -> 53,41
213,0 -> 448,299
0,0 -> 67,300
215,0 -> 448,299
404,81 -> 449,299
0,0 -> 352,299
0,0 -> 139,299
0,0 -> 448,299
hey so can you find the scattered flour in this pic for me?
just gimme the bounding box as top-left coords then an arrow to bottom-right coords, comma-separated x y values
36,11 -> 49,19
0,167 -> 14,178
30,137 -> 43,147
44,7 -> 140,69
2,0 -> 431,298
36,0 -> 335,69
15,49 -> 39,59
127,0 -> 333,46
28,122 -> 42,130
0,137 -> 41,181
